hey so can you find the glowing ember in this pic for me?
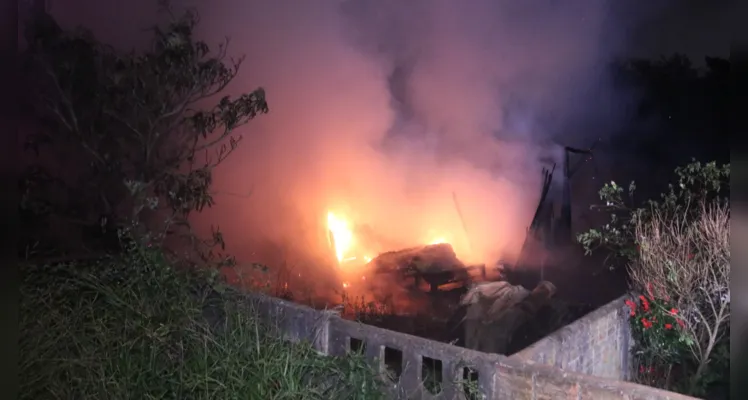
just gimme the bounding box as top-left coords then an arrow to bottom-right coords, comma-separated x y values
428,237 -> 447,245
327,211 -> 354,263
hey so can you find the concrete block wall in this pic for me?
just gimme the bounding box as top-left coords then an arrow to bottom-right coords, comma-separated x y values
245,292 -> 696,400
496,359 -> 697,400
511,295 -> 633,380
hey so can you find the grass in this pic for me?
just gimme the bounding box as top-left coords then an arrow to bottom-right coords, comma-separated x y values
19,242 -> 385,400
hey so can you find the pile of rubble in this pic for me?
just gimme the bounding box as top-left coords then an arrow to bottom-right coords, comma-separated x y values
365,243 -> 486,293
360,243 -> 557,354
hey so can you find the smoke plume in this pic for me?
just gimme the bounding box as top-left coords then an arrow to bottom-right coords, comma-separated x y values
48,0 -> 658,298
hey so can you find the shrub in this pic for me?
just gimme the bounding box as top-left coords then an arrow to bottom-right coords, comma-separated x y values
19,237 -> 385,400
626,291 -> 692,389
577,160 -> 729,270
578,160 -> 730,396
630,199 -> 730,395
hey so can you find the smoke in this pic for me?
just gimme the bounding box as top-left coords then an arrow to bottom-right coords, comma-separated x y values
48,0 -> 658,298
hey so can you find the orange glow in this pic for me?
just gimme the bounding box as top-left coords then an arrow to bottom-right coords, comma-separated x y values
428,236 -> 447,245
326,211 -> 378,269
327,211 -> 354,263
146,0 -> 599,305
327,209 -> 471,269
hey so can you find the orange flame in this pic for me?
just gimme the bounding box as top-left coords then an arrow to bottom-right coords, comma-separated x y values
428,237 -> 447,245
327,211 -> 355,263
327,210 -> 463,266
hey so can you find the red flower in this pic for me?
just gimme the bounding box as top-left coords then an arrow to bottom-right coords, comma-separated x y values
639,295 -> 650,311
641,318 -> 653,329
670,308 -> 678,315
625,299 -> 637,316
639,365 -> 645,373
676,318 -> 685,328
664,323 -> 673,330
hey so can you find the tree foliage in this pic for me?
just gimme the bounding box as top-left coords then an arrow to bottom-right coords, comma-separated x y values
577,160 -> 729,270
19,6 -> 269,264
632,197 -> 730,395
578,160 -> 730,396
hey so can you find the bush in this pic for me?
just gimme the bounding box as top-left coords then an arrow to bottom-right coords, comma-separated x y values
577,160 -> 729,270
19,239 -> 385,400
625,292 -> 691,389
629,198 -> 730,395
578,160 -> 730,396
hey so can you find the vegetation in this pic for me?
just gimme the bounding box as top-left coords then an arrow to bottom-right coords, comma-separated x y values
20,3 -> 267,266
20,237 -> 385,400
18,4 -> 386,399
17,0 -> 730,398
579,160 -> 730,397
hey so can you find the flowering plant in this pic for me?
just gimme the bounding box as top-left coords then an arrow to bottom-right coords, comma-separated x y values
625,285 -> 692,387
580,161 -> 730,396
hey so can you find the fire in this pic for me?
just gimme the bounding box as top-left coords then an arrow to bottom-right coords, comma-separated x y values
327,211 -> 354,263
327,209 -> 465,266
429,237 -> 447,245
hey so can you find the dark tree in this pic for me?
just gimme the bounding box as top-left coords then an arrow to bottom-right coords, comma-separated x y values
19,6 -> 269,265
612,54 -> 729,164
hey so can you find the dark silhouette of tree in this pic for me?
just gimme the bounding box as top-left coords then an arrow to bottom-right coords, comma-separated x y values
612,54 -> 729,162
19,5 -> 269,265
594,53 -> 730,211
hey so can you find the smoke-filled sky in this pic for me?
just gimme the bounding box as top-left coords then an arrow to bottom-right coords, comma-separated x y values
42,0 -> 726,273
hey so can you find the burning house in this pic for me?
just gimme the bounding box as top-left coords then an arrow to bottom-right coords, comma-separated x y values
315,140 -> 599,354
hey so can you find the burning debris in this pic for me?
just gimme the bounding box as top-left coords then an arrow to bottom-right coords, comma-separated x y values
321,209 -> 584,356
366,243 -> 486,293
313,140 -> 598,351
325,209 -> 481,293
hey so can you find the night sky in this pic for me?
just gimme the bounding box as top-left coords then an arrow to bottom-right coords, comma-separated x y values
16,0 -> 734,295
32,0 -> 732,59
628,0 -> 732,61
12,3 -> 738,399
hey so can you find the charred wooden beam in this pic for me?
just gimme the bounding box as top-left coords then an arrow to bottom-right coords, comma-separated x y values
512,164 -> 555,279
558,140 -> 599,243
